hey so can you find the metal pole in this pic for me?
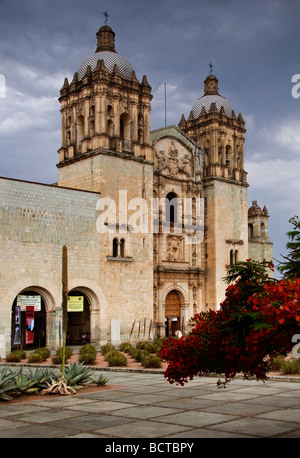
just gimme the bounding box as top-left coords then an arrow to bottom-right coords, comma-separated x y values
164,83 -> 167,127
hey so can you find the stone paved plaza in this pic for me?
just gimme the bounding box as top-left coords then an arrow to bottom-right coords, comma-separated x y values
1,369 -> 300,439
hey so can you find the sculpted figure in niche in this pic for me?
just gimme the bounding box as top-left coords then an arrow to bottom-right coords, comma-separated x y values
166,236 -> 183,261
168,141 -> 178,157
178,153 -> 192,176
155,149 -> 169,173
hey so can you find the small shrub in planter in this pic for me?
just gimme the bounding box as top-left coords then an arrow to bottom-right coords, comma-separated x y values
28,352 -> 44,363
79,344 -> 97,365
51,346 -> 73,364
35,347 -> 51,360
136,341 -> 154,352
6,350 -> 26,362
141,354 -> 162,368
119,342 -> 133,353
270,355 -> 286,371
105,350 -> 127,367
29,347 -> 51,362
135,349 -> 149,363
281,358 -> 300,375
128,346 -> 138,358
101,343 -> 115,355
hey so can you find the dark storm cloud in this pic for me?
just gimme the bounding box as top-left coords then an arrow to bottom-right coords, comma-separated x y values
0,0 -> 299,270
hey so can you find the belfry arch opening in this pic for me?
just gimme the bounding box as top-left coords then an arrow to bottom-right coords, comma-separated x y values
120,113 -> 131,152
165,290 -> 181,337
67,290 -> 91,345
166,192 -> 178,225
11,290 -> 46,351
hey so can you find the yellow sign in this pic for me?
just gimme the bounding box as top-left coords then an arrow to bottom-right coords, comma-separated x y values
67,296 -> 84,312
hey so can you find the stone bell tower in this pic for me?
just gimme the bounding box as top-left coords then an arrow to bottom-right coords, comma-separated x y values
248,200 -> 273,272
179,74 -> 249,309
57,24 -> 152,192
56,24 -> 154,344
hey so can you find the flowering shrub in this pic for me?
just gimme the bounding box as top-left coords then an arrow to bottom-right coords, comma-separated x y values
159,271 -> 300,387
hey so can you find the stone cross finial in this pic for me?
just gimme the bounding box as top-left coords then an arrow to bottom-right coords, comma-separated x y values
103,11 -> 109,25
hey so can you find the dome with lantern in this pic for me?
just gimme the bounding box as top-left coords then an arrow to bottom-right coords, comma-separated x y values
77,25 -> 135,81
191,74 -> 234,118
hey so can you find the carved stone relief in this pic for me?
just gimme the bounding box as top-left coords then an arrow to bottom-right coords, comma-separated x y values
154,139 -> 192,178
165,236 -> 184,261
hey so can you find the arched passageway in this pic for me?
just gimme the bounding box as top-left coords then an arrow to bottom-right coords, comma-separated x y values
11,290 -> 46,350
67,290 -> 91,345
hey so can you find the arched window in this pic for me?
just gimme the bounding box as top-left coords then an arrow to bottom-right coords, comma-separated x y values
248,223 -> 254,238
90,120 -> 95,137
230,249 -> 238,266
107,119 -> 113,137
107,105 -> 114,117
112,238 -> 125,258
166,192 -> 178,224
120,113 -> 131,152
120,239 -> 125,258
113,238 -> 118,257
138,114 -> 144,144
260,222 -> 265,236
77,115 -> 84,143
226,145 -> 232,166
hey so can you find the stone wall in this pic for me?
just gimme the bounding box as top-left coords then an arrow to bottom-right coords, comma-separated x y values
0,177 -> 100,353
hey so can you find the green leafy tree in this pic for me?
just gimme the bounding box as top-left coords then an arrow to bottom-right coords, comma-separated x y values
278,216 -> 300,279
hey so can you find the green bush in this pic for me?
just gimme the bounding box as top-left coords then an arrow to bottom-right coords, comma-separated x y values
6,350 -> 26,363
34,347 -> 51,360
79,344 -> 97,365
100,343 -> 115,355
128,346 -> 138,358
134,349 -> 149,363
28,347 -> 51,363
281,358 -> 300,375
119,342 -> 133,353
141,354 -> 162,368
136,340 -> 164,355
105,350 -> 127,367
270,355 -> 286,371
51,346 -> 73,364
28,352 -> 44,363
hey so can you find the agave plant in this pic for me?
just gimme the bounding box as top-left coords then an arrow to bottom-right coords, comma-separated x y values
0,367 -> 18,401
26,367 -> 59,389
90,373 -> 109,386
64,361 -> 93,387
14,369 -> 41,395
40,361 -> 94,396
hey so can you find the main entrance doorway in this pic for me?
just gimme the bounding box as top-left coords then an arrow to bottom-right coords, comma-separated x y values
11,290 -> 46,350
67,290 -> 91,345
165,290 -> 181,337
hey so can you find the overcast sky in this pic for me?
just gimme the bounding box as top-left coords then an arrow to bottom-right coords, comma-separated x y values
0,0 -> 299,276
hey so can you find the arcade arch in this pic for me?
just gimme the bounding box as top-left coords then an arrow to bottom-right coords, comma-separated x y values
11,287 -> 48,350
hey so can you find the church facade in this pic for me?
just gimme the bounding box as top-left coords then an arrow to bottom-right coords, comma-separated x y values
0,25 -> 273,355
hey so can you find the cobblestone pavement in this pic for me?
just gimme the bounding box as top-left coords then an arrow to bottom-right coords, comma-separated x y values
1,369 -> 300,439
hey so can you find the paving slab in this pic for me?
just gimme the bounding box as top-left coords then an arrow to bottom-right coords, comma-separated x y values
96,419 -> 191,438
